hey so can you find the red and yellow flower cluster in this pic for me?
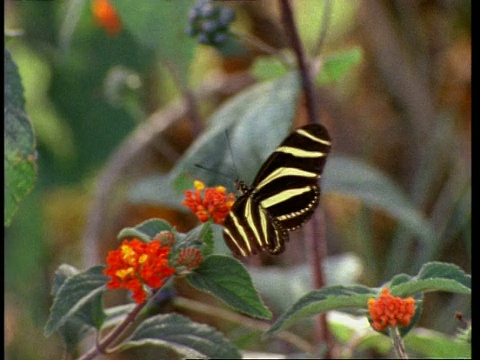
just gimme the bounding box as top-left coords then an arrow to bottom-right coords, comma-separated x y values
104,239 -> 175,304
183,180 -> 236,224
91,0 -> 122,36
368,288 -> 416,331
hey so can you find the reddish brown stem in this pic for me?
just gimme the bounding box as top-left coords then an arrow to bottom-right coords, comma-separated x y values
279,0 -> 333,357
279,0 -> 319,125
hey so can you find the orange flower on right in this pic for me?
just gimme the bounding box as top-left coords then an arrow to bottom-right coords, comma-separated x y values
368,288 -> 416,331
91,0 -> 122,36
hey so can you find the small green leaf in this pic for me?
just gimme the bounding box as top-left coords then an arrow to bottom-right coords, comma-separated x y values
186,255 -> 272,320
250,55 -> 290,81
266,285 -> 376,338
52,264 -> 80,295
44,266 -> 108,336
58,317 -> 96,355
199,222 -> 214,257
417,261 -> 471,289
50,264 -> 98,353
118,218 -> 173,242
175,222 -> 213,252
5,48 -> 37,226
389,273 -> 413,287
121,313 -> 241,359
316,47 -> 363,85
390,262 -> 471,297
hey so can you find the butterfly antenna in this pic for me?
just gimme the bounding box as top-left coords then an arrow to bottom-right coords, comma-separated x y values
193,163 -> 232,181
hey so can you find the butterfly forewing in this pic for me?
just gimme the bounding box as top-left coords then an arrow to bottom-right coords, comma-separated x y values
223,124 -> 331,256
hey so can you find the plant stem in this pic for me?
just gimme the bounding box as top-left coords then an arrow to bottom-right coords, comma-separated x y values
279,0 -> 319,125
279,1 -> 333,357
389,326 -> 408,359
78,302 -> 146,360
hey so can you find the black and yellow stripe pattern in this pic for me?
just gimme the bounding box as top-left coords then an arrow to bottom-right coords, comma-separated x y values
223,124 -> 332,256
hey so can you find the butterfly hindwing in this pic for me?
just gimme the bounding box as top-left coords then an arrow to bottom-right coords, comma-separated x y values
223,192 -> 288,256
223,124 -> 331,256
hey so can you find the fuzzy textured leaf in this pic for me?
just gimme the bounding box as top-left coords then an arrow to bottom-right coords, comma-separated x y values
45,266 -> 108,336
186,255 -> 272,320
118,218 -> 173,242
122,313 -> 241,359
266,285 -> 376,337
390,262 -> 471,297
175,222 -> 213,254
5,48 -> 37,226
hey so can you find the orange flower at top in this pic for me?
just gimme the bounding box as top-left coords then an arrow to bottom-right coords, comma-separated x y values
368,288 -> 416,331
91,0 -> 122,36
183,180 -> 236,224
104,239 -> 175,304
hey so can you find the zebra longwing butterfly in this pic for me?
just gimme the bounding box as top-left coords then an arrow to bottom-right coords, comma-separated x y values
223,124 -> 331,256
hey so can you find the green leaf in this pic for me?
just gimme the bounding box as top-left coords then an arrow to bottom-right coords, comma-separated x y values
50,264 -> 98,353
186,255 -> 272,320
4,48 -> 37,226
199,221 -> 214,257
389,273 -> 414,287
265,285 -> 376,338
249,253 -> 363,313
44,266 -> 108,336
170,72 -> 301,190
52,264 -> 104,329
250,55 -> 290,81
121,313 -> 241,359
390,262 -> 471,297
404,327 -> 472,358
111,0 -> 196,84
52,264 -> 80,295
323,155 -> 437,250
118,218 -> 173,242
175,222 -> 212,251
316,47 -> 363,85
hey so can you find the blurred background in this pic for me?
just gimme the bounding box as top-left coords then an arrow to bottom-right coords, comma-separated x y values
5,0 -> 470,359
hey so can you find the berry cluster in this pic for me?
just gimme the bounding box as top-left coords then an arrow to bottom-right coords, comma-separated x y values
186,0 -> 235,47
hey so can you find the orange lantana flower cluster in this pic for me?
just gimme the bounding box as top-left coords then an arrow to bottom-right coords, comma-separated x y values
183,180 -> 236,224
104,239 -> 175,304
91,0 -> 122,36
368,288 -> 416,331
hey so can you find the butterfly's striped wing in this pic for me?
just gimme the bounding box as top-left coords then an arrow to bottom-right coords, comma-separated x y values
223,124 -> 331,256
223,194 -> 288,256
